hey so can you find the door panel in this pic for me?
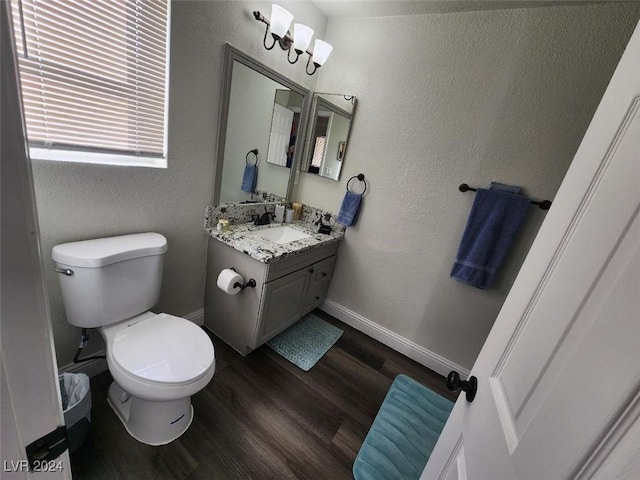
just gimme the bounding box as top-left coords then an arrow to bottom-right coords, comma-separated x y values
1,2 -> 70,476
494,103 -> 640,458
442,441 -> 468,480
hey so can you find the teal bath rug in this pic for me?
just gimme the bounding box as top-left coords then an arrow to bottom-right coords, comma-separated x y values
353,374 -> 455,480
267,314 -> 343,371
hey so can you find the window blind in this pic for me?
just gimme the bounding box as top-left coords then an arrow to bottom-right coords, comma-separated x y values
12,0 -> 169,160
311,136 -> 325,167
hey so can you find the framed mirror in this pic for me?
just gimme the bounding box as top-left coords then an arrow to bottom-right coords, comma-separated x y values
213,44 -> 311,205
302,93 -> 357,181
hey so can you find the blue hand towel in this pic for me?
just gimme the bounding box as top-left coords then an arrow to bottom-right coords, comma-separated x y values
241,163 -> 257,193
337,191 -> 362,227
451,188 -> 530,289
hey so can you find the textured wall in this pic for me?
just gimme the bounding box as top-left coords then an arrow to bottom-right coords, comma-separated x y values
300,4 -> 640,369
32,0 -> 326,367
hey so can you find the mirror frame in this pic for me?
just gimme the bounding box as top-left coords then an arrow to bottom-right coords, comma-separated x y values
301,93 -> 356,181
212,44 -> 312,205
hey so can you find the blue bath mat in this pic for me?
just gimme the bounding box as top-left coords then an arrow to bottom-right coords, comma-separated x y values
353,374 -> 455,480
267,314 -> 343,371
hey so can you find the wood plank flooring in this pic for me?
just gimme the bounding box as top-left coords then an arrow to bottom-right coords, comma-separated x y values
70,310 -> 456,479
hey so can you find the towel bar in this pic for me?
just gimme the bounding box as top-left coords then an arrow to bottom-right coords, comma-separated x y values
458,183 -> 551,210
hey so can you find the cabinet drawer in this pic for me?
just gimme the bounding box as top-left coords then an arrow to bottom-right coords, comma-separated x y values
303,281 -> 330,315
266,242 -> 338,282
309,255 -> 336,290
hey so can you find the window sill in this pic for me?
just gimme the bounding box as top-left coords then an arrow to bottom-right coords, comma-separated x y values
29,148 -> 167,169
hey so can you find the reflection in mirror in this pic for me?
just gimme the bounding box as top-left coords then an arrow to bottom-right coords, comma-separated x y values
303,93 -> 356,181
214,45 -> 310,206
266,90 -> 303,169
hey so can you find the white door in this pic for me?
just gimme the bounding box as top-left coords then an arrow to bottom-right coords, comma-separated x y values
267,103 -> 294,167
1,2 -> 71,478
423,21 -> 640,480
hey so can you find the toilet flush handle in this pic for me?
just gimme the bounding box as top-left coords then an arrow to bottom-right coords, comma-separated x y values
54,267 -> 74,276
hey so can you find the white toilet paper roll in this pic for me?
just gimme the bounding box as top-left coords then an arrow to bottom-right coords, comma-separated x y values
217,269 -> 243,295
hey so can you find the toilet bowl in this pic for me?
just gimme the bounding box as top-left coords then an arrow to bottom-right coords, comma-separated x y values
52,233 -> 215,445
101,311 -> 214,445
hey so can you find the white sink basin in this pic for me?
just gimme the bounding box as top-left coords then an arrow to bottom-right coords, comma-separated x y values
249,225 -> 311,244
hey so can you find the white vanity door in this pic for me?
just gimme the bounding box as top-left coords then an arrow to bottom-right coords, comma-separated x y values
254,268 -> 308,347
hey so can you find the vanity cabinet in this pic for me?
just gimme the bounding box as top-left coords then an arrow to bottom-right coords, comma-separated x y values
204,237 -> 338,355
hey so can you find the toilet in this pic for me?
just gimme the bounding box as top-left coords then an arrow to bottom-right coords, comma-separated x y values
52,232 -> 215,446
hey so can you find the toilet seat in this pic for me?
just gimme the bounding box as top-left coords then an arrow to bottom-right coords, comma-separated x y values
111,313 -> 214,386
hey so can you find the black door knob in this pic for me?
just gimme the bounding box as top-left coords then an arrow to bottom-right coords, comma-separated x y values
447,371 -> 477,402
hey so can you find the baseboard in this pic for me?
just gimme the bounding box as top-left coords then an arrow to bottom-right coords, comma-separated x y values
183,308 -> 205,326
59,350 -> 108,378
320,299 -> 470,378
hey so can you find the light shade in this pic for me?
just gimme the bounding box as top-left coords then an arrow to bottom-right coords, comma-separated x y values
311,39 -> 333,66
270,4 -> 293,39
293,23 -> 314,53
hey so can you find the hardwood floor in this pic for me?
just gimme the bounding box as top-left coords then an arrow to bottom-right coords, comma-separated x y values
70,310 -> 456,479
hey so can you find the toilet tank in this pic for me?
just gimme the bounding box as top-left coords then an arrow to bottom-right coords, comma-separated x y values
52,233 -> 168,328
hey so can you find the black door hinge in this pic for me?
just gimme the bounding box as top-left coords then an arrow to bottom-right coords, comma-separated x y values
25,425 -> 69,470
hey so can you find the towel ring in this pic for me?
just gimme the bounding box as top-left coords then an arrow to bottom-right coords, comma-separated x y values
346,173 -> 367,195
246,149 -> 259,165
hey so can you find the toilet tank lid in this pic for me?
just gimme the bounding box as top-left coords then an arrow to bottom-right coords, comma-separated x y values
52,233 -> 168,267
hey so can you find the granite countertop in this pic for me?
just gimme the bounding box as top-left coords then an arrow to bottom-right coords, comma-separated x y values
206,221 -> 344,264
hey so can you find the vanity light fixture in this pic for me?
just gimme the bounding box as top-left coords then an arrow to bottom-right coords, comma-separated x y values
253,4 -> 333,75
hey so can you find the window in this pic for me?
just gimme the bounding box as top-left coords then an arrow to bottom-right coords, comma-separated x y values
11,0 -> 170,168
311,136 -> 325,167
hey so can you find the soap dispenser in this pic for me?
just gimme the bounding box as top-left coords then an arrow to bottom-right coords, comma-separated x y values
274,204 -> 285,223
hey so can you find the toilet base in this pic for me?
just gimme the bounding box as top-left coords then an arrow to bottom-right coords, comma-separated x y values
107,381 -> 193,446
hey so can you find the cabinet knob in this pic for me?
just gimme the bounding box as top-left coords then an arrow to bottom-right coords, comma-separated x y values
309,268 -> 314,274
315,296 -> 320,300
321,272 -> 327,277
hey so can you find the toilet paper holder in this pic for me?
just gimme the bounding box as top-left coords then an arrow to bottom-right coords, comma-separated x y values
229,268 -> 256,290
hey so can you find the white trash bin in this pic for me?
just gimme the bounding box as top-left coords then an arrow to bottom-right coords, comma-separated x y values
59,373 -> 91,453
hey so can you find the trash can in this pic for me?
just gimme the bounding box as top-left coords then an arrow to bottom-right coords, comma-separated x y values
59,373 -> 92,453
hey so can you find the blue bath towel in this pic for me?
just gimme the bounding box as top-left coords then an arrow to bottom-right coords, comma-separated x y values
490,182 -> 520,194
241,164 -> 257,193
451,188 -> 530,289
337,190 -> 362,227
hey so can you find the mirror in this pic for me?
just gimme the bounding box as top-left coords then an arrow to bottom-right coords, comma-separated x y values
213,45 -> 311,205
303,93 -> 357,181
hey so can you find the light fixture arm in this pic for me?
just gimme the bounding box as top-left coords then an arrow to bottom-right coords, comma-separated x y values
253,10 -> 293,51
254,9 -> 321,69
262,24 -> 278,50
288,48 -> 302,64
305,56 -> 320,75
